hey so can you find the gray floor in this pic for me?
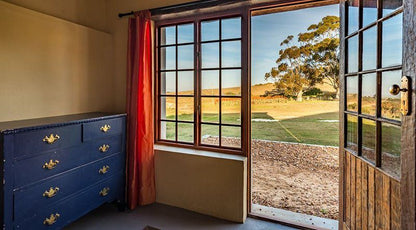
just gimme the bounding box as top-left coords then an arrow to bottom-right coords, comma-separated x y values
65,203 -> 299,230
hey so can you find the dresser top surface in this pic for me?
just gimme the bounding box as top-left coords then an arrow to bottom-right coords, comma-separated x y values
0,112 -> 126,133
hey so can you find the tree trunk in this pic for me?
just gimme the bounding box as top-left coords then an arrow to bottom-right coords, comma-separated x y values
296,90 -> 303,102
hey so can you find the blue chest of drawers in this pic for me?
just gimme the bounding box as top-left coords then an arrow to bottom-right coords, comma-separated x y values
0,113 -> 126,229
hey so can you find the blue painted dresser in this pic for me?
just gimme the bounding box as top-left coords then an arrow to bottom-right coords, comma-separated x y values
0,113 -> 126,229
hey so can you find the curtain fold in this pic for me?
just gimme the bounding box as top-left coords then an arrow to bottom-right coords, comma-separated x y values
126,10 -> 155,209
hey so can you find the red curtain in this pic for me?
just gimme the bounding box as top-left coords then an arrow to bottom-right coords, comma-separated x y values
126,10 -> 155,209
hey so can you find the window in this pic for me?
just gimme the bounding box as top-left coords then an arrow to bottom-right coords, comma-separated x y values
345,0 -> 403,178
156,16 -> 244,153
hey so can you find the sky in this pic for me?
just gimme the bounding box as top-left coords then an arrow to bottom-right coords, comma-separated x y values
251,4 -> 339,85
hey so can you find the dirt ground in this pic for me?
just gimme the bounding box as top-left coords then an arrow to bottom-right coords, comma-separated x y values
250,139 -> 339,220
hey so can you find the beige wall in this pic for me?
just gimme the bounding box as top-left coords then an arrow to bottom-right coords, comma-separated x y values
155,146 -> 247,223
0,1 -> 113,122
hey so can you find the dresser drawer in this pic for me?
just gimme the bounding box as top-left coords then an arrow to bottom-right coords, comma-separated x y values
15,174 -> 123,229
14,124 -> 82,158
83,118 -> 124,141
14,135 -> 122,187
14,153 -> 124,221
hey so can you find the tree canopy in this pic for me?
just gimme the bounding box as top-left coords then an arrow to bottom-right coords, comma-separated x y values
265,15 -> 340,101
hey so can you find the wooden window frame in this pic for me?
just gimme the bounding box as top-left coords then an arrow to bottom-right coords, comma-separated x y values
154,9 -> 249,156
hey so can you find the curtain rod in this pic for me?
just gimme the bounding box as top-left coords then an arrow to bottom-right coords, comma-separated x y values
118,0 -> 246,18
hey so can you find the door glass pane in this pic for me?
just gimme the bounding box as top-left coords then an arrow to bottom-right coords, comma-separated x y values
202,70 -> 219,95
160,26 -> 175,45
222,17 -> 241,39
346,115 -> 358,152
348,0 -> 359,34
221,126 -> 241,148
178,71 -> 194,95
201,20 -> 219,41
347,76 -> 358,112
178,45 -> 194,69
363,0 -> 378,26
362,26 -> 377,71
160,72 -> 175,95
222,41 -> 241,67
160,121 -> 175,141
362,73 -> 377,116
178,123 -> 194,143
201,97 -> 219,123
178,97 -> 194,122
222,70 -> 241,96
381,123 -> 401,178
347,35 -> 359,73
160,46 -> 176,70
382,0 -> 403,16
381,70 -> 401,120
201,124 -> 219,145
178,24 -> 193,44
362,119 -> 376,164
160,97 -> 176,120
222,98 -> 241,125
202,43 -> 219,68
382,13 -> 403,67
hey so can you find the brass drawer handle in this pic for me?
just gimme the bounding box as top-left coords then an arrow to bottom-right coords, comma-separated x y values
43,159 -> 59,170
42,134 -> 60,144
99,165 -> 110,174
100,124 -> 111,133
99,187 -> 110,196
99,144 -> 110,153
43,187 -> 60,198
43,213 -> 60,225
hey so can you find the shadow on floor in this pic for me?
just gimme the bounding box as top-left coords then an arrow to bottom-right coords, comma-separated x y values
65,203 -> 298,230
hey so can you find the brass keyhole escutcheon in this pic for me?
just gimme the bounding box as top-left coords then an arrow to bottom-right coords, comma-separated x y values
43,187 -> 60,198
43,159 -> 60,170
99,144 -> 110,153
43,213 -> 60,225
100,124 -> 111,133
100,187 -> 110,196
99,165 -> 110,174
43,134 -> 60,144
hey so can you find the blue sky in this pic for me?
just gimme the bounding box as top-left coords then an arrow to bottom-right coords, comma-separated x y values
251,4 -> 339,85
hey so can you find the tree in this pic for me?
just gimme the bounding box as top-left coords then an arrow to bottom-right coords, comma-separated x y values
265,16 -> 340,101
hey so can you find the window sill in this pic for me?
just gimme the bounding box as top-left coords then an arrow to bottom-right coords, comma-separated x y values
154,144 -> 246,162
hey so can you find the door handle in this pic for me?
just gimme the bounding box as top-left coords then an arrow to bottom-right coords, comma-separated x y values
389,76 -> 411,116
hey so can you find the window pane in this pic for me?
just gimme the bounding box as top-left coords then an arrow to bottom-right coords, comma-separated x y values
221,126 -> 241,148
382,70 -> 401,120
222,41 -> 241,67
160,121 -> 175,141
160,26 -> 175,45
201,20 -> 219,41
347,35 -> 358,73
383,0 -> 403,16
222,17 -> 241,39
346,115 -> 358,152
222,70 -> 241,96
160,46 -> 176,70
363,0 -> 378,27
178,123 -> 194,143
178,24 -> 193,44
160,97 -> 176,120
202,70 -> 219,96
381,123 -> 401,179
178,97 -> 194,122
382,13 -> 403,67
201,97 -> 219,123
178,71 -> 194,95
362,73 -> 377,116
178,45 -> 194,69
362,119 -> 376,164
160,72 -> 175,95
201,124 -> 219,145
202,43 -> 219,68
222,98 -> 241,125
362,26 -> 377,71
347,76 -> 358,112
348,0 -> 359,34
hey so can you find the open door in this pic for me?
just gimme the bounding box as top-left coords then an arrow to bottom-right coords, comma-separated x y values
339,0 -> 415,229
